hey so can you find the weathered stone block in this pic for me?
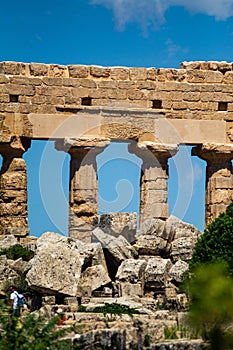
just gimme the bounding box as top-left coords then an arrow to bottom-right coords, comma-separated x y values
110,68 -> 129,80
144,257 -> 172,289
29,63 -> 48,76
63,296 -> 78,306
0,235 -> 18,250
134,234 -> 168,256
90,66 -> 110,78
183,92 -> 200,101
139,218 -> 166,237
1,172 -> 27,190
0,62 -> 26,75
140,203 -> 168,219
116,259 -> 147,283
10,76 -> 42,86
204,70 -> 223,83
78,78 -> 97,88
73,189 -> 97,204
223,71 -> 233,84
141,189 -> 167,202
210,188 -> 232,204
129,68 -> 147,81
4,227 -> 29,237
92,228 -> 138,279
210,203 -> 229,219
127,89 -> 145,100
186,70 -> 206,83
209,176 -> 233,191
68,65 -> 89,78
26,232 -> 107,296
0,216 -> 28,234
49,64 -> 68,78
93,212 -> 137,243
42,295 -> 56,305
0,202 -> 27,216
147,68 -> 157,81
0,94 -> 9,103
119,282 -> 144,297
142,166 -> 166,180
79,264 -> 111,296
7,84 -> 35,96
171,237 -> 198,262
168,260 -> 189,283
42,77 -> 64,86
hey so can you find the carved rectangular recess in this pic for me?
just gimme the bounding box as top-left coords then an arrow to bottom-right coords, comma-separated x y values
152,99 -> 162,109
81,97 -> 92,106
56,107 -> 81,113
218,102 -> 228,111
10,94 -> 19,102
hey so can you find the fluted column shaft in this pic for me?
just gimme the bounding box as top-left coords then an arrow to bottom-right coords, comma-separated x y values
192,144 -> 233,226
55,138 -> 110,242
129,142 -> 178,227
0,137 -> 31,237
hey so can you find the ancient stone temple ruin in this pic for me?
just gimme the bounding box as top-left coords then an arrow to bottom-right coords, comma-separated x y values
0,61 -> 233,240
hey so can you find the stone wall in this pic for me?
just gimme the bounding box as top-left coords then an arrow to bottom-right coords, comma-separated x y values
0,60 -> 233,142
0,61 -> 233,236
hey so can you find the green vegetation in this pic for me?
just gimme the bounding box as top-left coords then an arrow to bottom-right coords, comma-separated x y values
0,244 -> 34,297
78,303 -> 140,317
164,325 -> 178,340
3,275 -> 31,296
185,203 -> 233,349
143,334 -> 151,347
186,263 -> 233,350
189,202 -> 233,276
0,244 -> 34,262
0,301 -> 72,350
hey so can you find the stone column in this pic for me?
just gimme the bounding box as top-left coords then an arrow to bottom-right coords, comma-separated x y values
192,144 -> 233,226
129,142 -> 178,226
0,137 -> 31,238
55,138 -> 110,242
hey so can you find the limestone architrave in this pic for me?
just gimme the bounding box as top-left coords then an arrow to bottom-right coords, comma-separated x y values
192,143 -> 233,226
55,138 -> 110,241
0,137 -> 31,237
129,142 -> 178,226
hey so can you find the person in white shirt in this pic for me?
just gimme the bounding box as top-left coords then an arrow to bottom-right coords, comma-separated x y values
9,285 -> 21,316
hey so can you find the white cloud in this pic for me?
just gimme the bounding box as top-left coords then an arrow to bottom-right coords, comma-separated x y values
91,0 -> 233,29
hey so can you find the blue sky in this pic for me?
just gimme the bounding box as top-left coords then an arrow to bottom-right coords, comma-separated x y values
1,0 -> 233,236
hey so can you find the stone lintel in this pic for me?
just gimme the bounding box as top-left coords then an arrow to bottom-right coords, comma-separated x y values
28,111 -> 227,145
158,119 -> 226,145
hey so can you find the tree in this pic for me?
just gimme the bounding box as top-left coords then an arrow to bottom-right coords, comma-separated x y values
189,202 -> 233,276
186,263 -> 233,350
185,202 -> 233,349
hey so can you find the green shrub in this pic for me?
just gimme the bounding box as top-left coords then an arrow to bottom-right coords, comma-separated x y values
185,204 -> 233,349
0,301 -> 72,350
189,202 -> 233,276
164,325 -> 178,340
0,244 -> 34,262
77,305 -> 87,312
78,303 -> 140,316
3,275 -> 31,296
143,334 -> 151,347
185,262 -> 233,349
